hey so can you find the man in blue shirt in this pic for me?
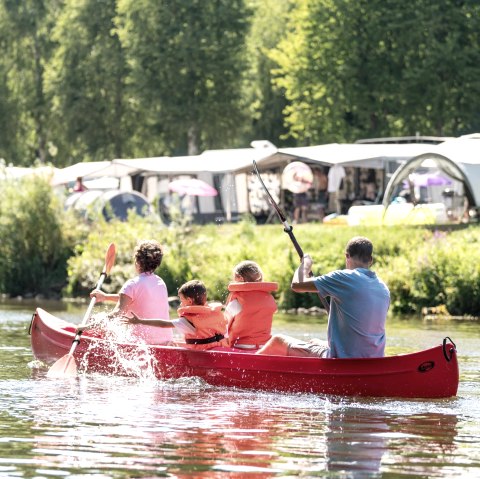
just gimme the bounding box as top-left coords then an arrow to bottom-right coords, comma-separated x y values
256,236 -> 390,359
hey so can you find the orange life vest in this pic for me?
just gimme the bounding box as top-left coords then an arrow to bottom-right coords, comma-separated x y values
226,282 -> 278,347
177,302 -> 227,350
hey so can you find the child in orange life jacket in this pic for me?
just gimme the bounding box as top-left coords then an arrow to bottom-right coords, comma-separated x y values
121,280 -> 226,350
224,260 -> 278,349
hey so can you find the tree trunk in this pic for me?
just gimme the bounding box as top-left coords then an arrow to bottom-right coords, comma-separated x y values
187,125 -> 200,156
33,29 -> 47,164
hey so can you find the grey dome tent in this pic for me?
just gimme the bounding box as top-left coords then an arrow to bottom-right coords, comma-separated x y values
66,189 -> 152,221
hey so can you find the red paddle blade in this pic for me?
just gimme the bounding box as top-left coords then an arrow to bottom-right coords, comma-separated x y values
46,354 -> 78,378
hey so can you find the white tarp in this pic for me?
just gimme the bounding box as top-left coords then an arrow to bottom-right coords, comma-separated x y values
112,148 -> 271,175
51,147 -> 272,187
50,142 -> 436,186
51,161 -> 139,186
244,143 -> 437,171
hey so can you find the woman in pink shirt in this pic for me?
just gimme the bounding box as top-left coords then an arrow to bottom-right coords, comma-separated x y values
90,240 -> 172,344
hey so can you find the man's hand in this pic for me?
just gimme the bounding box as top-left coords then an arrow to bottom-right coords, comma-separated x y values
302,254 -> 313,277
291,253 -> 318,292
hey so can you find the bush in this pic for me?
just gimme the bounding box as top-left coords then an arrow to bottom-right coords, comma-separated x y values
0,174 -> 75,297
63,217 -> 480,316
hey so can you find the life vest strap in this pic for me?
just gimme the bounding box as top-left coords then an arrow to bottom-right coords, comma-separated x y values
185,333 -> 225,345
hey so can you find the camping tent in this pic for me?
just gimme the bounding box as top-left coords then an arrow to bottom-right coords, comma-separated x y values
382,134 -> 480,210
65,189 -> 152,222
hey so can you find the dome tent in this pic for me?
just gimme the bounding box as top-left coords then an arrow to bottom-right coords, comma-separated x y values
382,134 -> 480,221
66,189 -> 153,221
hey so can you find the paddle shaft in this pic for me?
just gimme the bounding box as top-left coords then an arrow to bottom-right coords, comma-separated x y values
252,161 -> 330,312
66,271 -> 107,355
46,243 -> 116,378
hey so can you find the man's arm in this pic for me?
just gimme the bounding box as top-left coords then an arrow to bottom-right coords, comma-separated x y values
291,254 -> 320,293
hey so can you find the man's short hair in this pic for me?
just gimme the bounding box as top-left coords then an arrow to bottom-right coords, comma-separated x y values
346,236 -> 373,262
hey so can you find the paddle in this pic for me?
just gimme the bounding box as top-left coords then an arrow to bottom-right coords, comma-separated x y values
252,160 -> 330,312
46,242 -> 116,378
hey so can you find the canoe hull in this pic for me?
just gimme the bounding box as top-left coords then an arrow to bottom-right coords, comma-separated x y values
30,308 -> 459,398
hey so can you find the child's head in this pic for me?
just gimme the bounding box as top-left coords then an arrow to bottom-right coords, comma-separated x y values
233,260 -> 263,283
178,280 -> 207,306
134,240 -> 164,273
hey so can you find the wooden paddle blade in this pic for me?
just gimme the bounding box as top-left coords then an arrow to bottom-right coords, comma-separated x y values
46,354 -> 78,378
104,243 -> 116,275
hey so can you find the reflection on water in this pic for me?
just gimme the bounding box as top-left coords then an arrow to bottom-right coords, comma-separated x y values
325,408 -> 390,476
0,373 -> 469,479
0,301 -> 479,478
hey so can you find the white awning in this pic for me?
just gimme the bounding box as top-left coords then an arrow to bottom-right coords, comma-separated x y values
52,161 -> 139,186
242,143 -> 437,172
111,148 -> 271,175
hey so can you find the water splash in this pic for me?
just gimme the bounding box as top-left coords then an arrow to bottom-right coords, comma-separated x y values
79,312 -> 159,380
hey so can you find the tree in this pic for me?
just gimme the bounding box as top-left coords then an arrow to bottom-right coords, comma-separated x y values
0,0 -> 59,165
241,0 -> 294,147
0,57 -> 19,163
45,0 -> 133,164
396,0 -> 480,136
116,0 -> 252,155
271,0 -> 480,143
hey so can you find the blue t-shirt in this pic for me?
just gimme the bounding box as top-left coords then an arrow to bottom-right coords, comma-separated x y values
314,268 -> 390,358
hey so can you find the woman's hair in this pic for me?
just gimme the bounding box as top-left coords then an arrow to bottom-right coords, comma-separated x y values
178,280 -> 207,305
345,236 -> 373,263
134,240 -> 164,273
233,260 -> 263,282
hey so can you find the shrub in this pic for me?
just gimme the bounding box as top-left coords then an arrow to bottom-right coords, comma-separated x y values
0,174 -> 74,297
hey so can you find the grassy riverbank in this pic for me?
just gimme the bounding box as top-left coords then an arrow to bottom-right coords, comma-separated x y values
1,175 -> 479,315
65,215 -> 480,316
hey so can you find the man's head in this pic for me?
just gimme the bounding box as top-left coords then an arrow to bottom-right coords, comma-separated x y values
233,260 -> 263,282
345,236 -> 373,268
178,279 -> 207,306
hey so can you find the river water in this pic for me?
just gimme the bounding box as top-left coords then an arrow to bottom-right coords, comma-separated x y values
0,299 -> 479,478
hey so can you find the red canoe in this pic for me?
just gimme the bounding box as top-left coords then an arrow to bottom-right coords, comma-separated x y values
29,308 -> 459,398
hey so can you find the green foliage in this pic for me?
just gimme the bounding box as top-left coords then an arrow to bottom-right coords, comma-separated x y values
379,229 -> 480,315
0,0 -> 59,164
240,0 -> 294,146
61,217 -> 480,316
2,0 -> 480,163
0,173 -> 73,296
270,0 -> 480,142
45,0 -> 133,163
115,0 -> 252,155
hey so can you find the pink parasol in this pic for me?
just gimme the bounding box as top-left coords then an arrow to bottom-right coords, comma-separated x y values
168,178 -> 218,197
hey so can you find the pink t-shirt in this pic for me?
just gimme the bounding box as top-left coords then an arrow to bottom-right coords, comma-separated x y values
120,272 -> 172,344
